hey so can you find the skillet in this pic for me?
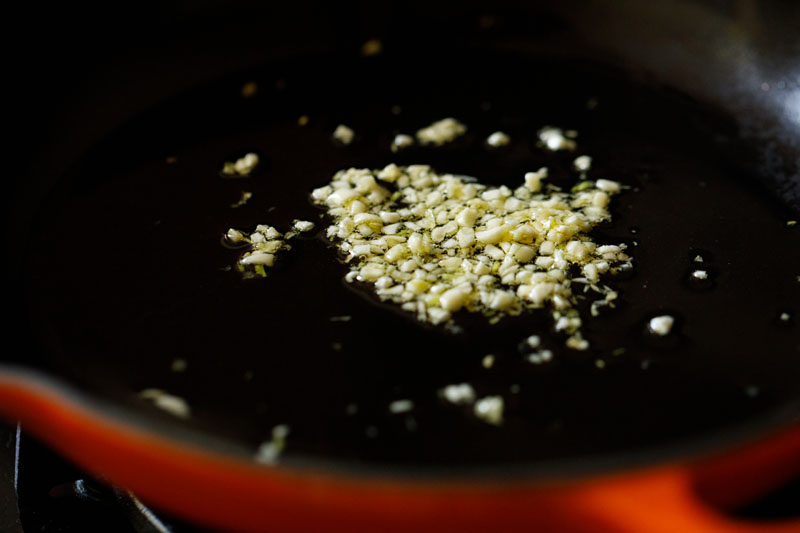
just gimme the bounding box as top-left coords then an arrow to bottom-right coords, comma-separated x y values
2,2 -> 799,532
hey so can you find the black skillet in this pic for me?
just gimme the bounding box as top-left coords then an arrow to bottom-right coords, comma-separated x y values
2,2 -> 799,532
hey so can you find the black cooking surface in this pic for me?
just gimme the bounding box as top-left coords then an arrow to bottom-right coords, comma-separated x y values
20,50 -> 800,469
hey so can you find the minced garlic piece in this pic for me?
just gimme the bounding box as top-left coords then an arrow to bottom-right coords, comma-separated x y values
231,191 -> 253,208
228,224 -> 291,277
474,396 -> 504,425
389,399 -> 414,413
313,164 -> 630,347
222,153 -> 259,177
391,134 -> 414,152
486,131 -> 511,147
333,124 -> 355,145
565,335 -> 589,351
138,389 -> 191,419
416,118 -> 467,146
440,383 -> 476,405
527,349 -> 553,364
573,155 -> 592,172
538,127 -> 576,151
292,220 -> 315,232
595,179 -> 620,193
227,228 -> 245,243
691,269 -> 708,280
255,424 -> 290,465
649,315 -> 674,336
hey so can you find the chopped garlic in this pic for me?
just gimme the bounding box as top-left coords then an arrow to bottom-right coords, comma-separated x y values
595,179 -> 621,193
391,134 -> 414,152
538,127 -> 576,151
272,424 -> 290,440
486,131 -> 511,147
222,153 -> 259,177
227,228 -> 245,243
691,269 -> 708,280
416,118 -> 467,146
474,396 -> 504,425
139,389 -> 191,419
255,425 -> 290,465
389,399 -> 414,413
312,165 -> 630,347
524,168 -> 547,193
527,349 -> 553,364
779,312 -> 791,322
292,220 -> 315,232
440,383 -> 476,405
231,191 -> 253,208
241,252 -> 275,266
333,124 -> 355,145
573,155 -> 592,172
649,315 -> 675,336
482,354 -> 495,368
229,224 -> 291,276
565,335 -> 589,351
440,287 -> 469,311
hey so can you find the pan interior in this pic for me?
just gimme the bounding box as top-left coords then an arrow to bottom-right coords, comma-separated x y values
22,50 -> 800,473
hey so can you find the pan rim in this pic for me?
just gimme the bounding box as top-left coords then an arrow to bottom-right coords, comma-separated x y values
2,363 -> 799,483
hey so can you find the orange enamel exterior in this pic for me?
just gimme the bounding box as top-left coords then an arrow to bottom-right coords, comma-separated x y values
1,372 -> 799,533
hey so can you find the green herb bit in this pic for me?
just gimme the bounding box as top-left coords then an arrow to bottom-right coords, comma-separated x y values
571,181 -> 594,193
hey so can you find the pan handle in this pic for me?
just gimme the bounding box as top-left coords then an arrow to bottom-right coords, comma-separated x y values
574,425 -> 800,533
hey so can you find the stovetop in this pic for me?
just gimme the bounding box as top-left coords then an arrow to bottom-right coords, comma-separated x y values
2,423 -> 798,532
2,424 -> 202,533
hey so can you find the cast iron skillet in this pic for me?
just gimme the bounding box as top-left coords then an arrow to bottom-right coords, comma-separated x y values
2,2 -> 799,532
